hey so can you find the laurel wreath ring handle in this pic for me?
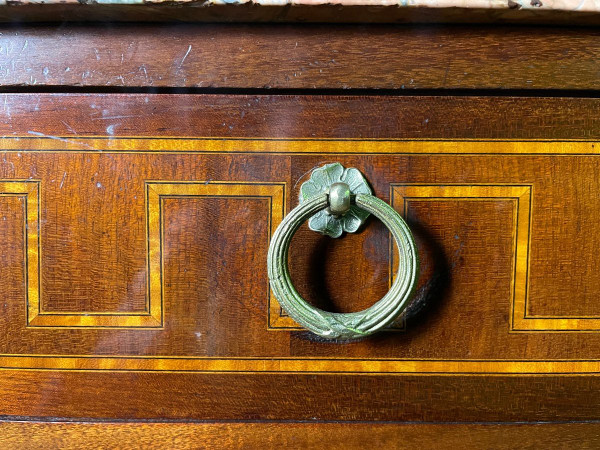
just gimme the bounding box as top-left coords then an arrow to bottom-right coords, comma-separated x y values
267,192 -> 419,340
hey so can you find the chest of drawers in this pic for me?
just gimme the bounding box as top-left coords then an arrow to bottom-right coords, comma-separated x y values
1,22 -> 600,447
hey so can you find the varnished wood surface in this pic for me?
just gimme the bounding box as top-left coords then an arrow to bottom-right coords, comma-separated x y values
5,372 -> 600,421
2,94 -> 600,140
3,137 -> 600,360
0,93 -> 600,422
2,421 -> 600,449
0,24 -> 599,90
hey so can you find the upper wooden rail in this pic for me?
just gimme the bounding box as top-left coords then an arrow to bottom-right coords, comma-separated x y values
0,24 -> 599,91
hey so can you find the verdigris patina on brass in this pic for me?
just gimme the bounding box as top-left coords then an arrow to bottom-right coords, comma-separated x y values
268,162 -> 419,340
299,162 -> 372,238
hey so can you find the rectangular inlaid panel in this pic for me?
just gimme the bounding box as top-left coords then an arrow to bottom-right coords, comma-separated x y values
391,185 -> 534,332
0,181 -> 40,326
2,137 -> 600,375
1,179 -> 285,328
146,181 -> 285,332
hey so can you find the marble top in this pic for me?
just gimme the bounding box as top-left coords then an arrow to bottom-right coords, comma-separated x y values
0,0 -> 598,23
251,0 -> 600,12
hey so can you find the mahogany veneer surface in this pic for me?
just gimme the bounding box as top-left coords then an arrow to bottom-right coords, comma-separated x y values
0,21 -> 600,447
3,422 -> 600,449
0,24 -> 599,90
0,94 -> 599,427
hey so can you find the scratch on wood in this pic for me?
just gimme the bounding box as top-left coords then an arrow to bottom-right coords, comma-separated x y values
178,45 -> 192,69
442,63 -> 450,87
26,131 -> 96,151
60,120 -> 78,135
2,96 -> 10,117
91,114 -> 140,120
140,65 -> 149,83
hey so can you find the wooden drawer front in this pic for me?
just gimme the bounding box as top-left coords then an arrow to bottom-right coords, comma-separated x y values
1,93 -> 600,421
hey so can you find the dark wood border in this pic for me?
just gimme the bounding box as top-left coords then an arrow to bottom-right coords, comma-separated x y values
0,24 -> 599,90
1,420 -> 600,448
1,94 -> 600,140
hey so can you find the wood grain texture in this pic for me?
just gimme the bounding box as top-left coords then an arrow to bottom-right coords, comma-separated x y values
2,421 -> 600,449
2,94 -> 600,140
5,372 -> 600,421
0,24 -> 599,90
0,93 -> 600,422
4,138 -> 600,360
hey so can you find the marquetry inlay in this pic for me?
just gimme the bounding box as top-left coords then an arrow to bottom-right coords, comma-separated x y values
0,137 -> 599,374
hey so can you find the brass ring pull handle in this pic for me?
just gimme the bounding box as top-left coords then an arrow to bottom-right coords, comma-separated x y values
267,163 -> 419,340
